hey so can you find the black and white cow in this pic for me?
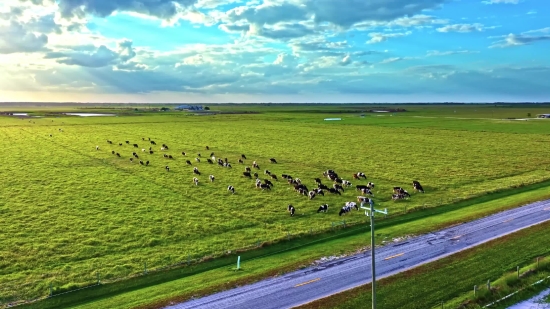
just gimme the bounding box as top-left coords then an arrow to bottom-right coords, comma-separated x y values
270,158 -> 277,163
243,171 -> 252,178
308,191 -> 316,200
264,169 -> 271,175
333,184 -> 344,192
315,188 -> 325,196
165,166 -> 170,171
328,188 -> 341,195
186,160 -> 192,165
287,204 -> 295,216
317,204 -> 329,213
209,175 -> 215,182
264,179 -> 274,187
193,177 -> 199,186
193,167 -> 201,175
228,185 -> 235,194
413,180 -> 425,193
146,161 -> 149,166
241,154 -> 247,159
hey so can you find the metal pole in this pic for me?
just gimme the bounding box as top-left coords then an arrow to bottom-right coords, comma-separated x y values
371,201 -> 376,309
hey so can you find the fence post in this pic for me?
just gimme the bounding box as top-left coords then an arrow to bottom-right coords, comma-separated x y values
537,257 -> 540,269
343,220 -> 346,228
187,254 -> 190,266
49,283 -> 53,297
236,256 -> 241,270
517,266 -> 520,278
287,231 -> 290,240
474,285 -> 477,297
144,262 -> 147,275
487,280 -> 491,291
97,272 -> 100,285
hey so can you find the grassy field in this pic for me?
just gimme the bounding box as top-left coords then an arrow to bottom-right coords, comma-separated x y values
1,104 -> 550,305
296,220 -> 550,309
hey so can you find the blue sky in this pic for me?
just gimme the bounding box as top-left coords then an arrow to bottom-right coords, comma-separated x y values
0,0 -> 549,103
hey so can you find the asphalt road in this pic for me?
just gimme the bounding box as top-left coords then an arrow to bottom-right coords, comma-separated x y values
166,199 -> 550,309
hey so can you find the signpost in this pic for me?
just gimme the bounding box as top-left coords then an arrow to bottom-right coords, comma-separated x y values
361,199 -> 388,309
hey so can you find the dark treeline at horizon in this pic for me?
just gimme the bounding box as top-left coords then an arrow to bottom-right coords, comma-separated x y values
1,102 -> 550,106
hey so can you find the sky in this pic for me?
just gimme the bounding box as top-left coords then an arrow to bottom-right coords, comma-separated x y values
0,0 -> 549,103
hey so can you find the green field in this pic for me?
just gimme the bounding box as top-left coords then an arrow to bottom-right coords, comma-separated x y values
1,104 -> 550,305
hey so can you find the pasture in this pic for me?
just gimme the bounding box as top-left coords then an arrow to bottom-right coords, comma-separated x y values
1,105 -> 550,302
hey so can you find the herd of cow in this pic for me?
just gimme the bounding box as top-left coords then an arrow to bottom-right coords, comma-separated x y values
99,138 -> 425,217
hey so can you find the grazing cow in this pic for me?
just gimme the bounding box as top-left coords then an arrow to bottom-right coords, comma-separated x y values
288,178 -> 297,185
342,180 -> 352,187
163,154 -> 168,158
224,163 -> 232,168
186,160 -> 192,165
168,155 -> 173,159
130,158 -> 134,162
264,179 -> 274,187
133,152 -> 137,156
252,161 -> 259,169
255,179 -> 262,189
142,138 -> 145,141
412,180 -> 425,193
160,147 -> 166,151
96,146 -> 100,150
270,158 -> 277,163
318,183 -> 329,190
209,175 -> 215,182
357,196 -> 372,204
314,178 -> 322,184
134,154 -> 139,159
206,146 -> 210,150
282,174 -> 290,179
367,182 -> 375,189
260,183 -> 271,190
295,178 -> 302,185
224,158 -> 228,163
264,169 -> 271,175
195,158 -> 200,163
334,178 -> 343,184
148,137 -> 150,141
139,160 -> 144,165
151,141 -> 156,145
287,204 -> 295,216
146,161 -> 149,166
333,184 -> 344,192
150,150 -> 154,154
308,191 -> 316,200
243,172 -> 252,178
133,144 -> 138,148
193,167 -> 201,175
393,187 -> 411,197
245,166 -> 251,172
49,134 -> 53,137
357,172 -> 367,179
361,188 -> 373,196
315,188 -> 325,196
238,159 -> 244,164
270,174 -> 278,180
317,204 -> 329,213
116,153 -> 121,157
193,177 -> 199,186
197,153 -> 201,157
207,159 -> 213,164
253,172 -> 259,178
328,188 -> 341,195
228,185 -> 235,194
353,173 -> 360,180
107,140 -> 113,144
111,150 -> 115,154
165,166 -> 170,171
142,149 -> 145,152
210,152 -> 214,157
149,147 -> 152,150
294,184 -> 308,192
181,151 -> 186,156
125,141 -> 129,144
119,143 -> 122,146
241,154 -> 247,159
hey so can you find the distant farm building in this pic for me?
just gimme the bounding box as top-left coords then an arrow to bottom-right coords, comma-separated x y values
324,118 -> 342,121
175,105 -> 204,111
537,114 -> 550,118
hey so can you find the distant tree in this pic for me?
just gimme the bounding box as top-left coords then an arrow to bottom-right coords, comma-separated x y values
160,107 -> 170,111
527,113 -> 532,117
134,108 -> 139,111
204,106 -> 210,110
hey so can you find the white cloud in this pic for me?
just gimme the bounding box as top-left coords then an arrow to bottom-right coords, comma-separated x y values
0,21 -> 48,54
426,50 -> 478,56
436,23 -> 486,33
490,33 -> 550,48
366,31 -> 412,44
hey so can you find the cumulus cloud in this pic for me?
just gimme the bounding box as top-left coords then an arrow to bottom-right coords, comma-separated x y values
40,0 -> 199,19
45,40 -> 138,67
0,21 -> 48,54
426,50 -> 478,56
366,31 -> 411,44
436,23 -> 486,33
490,33 -> 550,48
248,23 -> 315,39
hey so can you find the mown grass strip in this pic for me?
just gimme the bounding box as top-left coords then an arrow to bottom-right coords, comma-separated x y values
16,180 -> 550,309
295,221 -> 550,309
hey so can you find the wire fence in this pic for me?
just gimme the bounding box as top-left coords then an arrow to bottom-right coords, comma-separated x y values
0,189 -> 538,308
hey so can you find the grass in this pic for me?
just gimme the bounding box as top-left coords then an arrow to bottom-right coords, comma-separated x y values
296,221 -> 550,309
13,162 -> 550,309
1,104 -> 550,307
